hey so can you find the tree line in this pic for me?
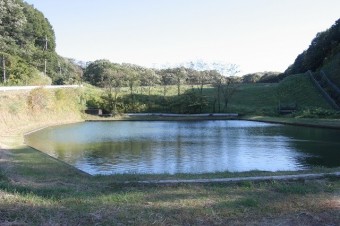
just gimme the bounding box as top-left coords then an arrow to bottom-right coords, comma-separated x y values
83,60 -> 247,114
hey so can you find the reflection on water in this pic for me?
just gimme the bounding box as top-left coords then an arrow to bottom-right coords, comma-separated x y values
25,121 -> 340,175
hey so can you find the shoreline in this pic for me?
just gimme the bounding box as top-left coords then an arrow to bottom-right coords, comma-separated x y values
84,113 -> 340,130
242,116 -> 340,130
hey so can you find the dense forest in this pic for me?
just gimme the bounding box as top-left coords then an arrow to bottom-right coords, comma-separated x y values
0,0 -> 82,85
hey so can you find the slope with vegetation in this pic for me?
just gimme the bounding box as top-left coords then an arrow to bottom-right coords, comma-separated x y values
0,0 -> 82,85
0,88 -> 84,146
285,19 -> 340,76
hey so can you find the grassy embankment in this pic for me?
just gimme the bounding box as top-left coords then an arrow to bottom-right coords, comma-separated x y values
0,88 -> 84,147
0,77 -> 339,224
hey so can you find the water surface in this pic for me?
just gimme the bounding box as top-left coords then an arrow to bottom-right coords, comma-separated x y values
25,120 -> 340,175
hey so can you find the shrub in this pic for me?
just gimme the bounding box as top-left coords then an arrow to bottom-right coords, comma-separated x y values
27,88 -> 51,112
294,108 -> 340,118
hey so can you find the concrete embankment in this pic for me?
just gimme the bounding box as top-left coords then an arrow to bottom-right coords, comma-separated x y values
0,85 -> 82,92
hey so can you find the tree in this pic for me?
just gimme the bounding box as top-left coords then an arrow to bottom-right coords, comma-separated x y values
101,66 -> 125,114
140,69 -> 159,111
140,69 -> 159,95
220,64 -> 240,111
83,60 -> 112,87
174,67 -> 187,95
209,63 -> 240,112
160,72 -> 173,98
221,77 -> 240,111
0,0 -> 27,44
210,70 -> 224,112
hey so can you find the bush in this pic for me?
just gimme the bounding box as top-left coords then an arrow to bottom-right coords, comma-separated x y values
27,88 -> 51,112
294,108 -> 340,118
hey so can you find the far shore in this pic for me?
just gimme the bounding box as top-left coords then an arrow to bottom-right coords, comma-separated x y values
84,113 -> 340,130
2,114 -> 340,150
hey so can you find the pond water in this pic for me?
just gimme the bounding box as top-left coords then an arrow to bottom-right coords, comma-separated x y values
25,120 -> 340,175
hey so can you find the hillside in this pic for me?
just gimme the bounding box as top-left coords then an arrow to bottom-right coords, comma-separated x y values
285,19 -> 340,79
0,87 -> 84,146
0,0 -> 81,85
321,52 -> 340,87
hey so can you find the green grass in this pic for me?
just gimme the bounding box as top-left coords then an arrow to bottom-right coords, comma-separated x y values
276,74 -> 332,109
242,115 -> 340,129
227,83 -> 279,115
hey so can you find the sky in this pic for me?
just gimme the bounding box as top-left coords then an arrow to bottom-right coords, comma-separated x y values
24,0 -> 340,74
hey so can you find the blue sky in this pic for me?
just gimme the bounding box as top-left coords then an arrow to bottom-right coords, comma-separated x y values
25,0 -> 340,74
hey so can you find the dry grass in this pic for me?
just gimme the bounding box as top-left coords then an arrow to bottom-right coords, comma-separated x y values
0,89 -> 84,147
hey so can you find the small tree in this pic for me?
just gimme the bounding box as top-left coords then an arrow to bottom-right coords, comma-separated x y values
101,66 -> 125,114
174,67 -> 187,96
221,76 -> 240,111
210,63 -> 240,112
140,69 -> 160,111
160,72 -> 173,98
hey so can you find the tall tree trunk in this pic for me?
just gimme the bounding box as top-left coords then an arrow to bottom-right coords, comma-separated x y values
177,78 -> 180,96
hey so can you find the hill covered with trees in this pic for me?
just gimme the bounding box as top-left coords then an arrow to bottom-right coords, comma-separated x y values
285,19 -> 340,77
0,0 -> 82,85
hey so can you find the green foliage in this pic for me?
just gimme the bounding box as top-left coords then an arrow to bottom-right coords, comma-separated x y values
0,0 -> 81,85
1,53 -> 51,85
242,72 -> 281,83
286,18 -> 340,75
170,90 -> 208,113
53,88 -> 85,112
322,52 -> 340,87
84,60 -> 113,87
294,108 -> 340,119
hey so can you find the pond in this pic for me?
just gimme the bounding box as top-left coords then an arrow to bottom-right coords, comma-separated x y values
25,120 -> 340,175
